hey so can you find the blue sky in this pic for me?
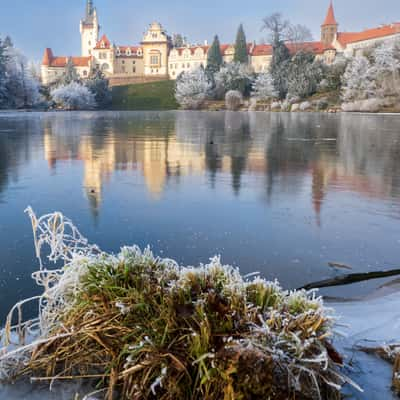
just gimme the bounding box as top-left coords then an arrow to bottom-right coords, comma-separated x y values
1,0 -> 398,61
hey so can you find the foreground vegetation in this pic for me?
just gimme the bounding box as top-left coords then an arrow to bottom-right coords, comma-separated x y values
111,80 -> 178,111
0,209 -> 358,400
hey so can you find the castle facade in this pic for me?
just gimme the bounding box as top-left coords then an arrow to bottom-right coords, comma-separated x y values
41,1 -> 400,86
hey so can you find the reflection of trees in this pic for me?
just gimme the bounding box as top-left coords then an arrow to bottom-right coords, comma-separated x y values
0,116 -> 42,198
224,113 -> 251,195
1,111 -> 400,224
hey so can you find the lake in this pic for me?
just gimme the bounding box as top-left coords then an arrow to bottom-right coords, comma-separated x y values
0,110 -> 399,320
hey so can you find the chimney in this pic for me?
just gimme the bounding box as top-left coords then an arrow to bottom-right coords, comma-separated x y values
204,40 -> 208,46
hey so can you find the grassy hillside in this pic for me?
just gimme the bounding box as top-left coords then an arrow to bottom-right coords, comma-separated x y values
110,80 -> 178,110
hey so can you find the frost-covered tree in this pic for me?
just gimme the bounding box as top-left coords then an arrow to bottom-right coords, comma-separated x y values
59,58 -> 80,86
251,73 -> 277,100
372,41 -> 400,97
286,51 -> 324,99
175,68 -> 212,109
0,38 -> 9,108
214,62 -> 253,97
234,24 -> 248,64
342,56 -> 377,101
51,82 -> 96,110
207,35 -> 223,74
85,66 -> 111,108
4,45 -> 41,108
172,34 -> 186,48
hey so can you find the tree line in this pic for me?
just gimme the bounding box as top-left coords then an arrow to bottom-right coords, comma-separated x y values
175,13 -> 400,113
0,36 -> 111,110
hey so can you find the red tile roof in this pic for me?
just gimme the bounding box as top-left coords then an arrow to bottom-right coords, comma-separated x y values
251,41 -> 334,57
322,2 -> 338,26
94,34 -> 111,49
42,48 -> 54,66
337,23 -> 400,46
286,41 -> 335,55
43,54 -> 91,68
251,44 -> 272,56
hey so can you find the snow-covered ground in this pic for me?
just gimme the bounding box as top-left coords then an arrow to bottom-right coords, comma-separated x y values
332,291 -> 400,399
1,291 -> 399,399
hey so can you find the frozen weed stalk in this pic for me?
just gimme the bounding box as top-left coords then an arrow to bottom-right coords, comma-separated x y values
0,208 -> 362,399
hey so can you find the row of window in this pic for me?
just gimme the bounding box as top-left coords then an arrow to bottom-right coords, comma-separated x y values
169,62 -> 204,70
116,48 -> 142,57
121,60 -> 136,65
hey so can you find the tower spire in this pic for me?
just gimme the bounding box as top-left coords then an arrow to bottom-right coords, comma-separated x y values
322,1 -> 337,26
86,0 -> 94,20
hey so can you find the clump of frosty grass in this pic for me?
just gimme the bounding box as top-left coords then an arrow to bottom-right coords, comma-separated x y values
0,208 -> 362,399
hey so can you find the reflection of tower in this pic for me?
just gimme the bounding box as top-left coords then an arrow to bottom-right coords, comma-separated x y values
141,140 -> 168,198
311,164 -> 326,227
79,138 -> 116,218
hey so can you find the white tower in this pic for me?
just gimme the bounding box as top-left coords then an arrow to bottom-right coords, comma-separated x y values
80,0 -> 99,56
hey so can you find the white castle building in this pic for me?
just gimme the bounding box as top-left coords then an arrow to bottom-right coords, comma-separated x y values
41,0 -> 400,86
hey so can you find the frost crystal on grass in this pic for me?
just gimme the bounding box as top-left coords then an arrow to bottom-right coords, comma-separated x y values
0,209 -> 361,400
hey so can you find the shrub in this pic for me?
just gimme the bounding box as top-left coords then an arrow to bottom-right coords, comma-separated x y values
271,101 -> 281,110
314,98 -> 329,110
300,101 -> 311,111
51,82 -> 96,110
214,62 -> 253,97
281,100 -> 290,111
251,73 -> 277,101
175,68 -> 211,109
225,90 -> 243,111
341,98 -> 383,113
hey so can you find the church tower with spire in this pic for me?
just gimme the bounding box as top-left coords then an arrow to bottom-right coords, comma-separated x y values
80,0 -> 99,56
321,1 -> 338,46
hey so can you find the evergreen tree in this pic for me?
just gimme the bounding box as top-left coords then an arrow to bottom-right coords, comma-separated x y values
206,35 -> 223,74
234,24 -> 248,64
3,36 -> 13,48
85,65 -> 111,108
61,58 -> 80,85
270,41 -> 291,99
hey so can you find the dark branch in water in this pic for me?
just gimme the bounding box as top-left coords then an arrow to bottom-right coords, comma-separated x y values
300,269 -> 400,290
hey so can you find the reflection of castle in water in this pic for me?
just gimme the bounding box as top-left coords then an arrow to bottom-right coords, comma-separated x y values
40,113 -> 400,223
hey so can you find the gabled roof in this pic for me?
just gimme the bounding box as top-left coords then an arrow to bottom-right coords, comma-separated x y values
95,34 -> 111,49
42,53 -> 92,68
42,48 -> 54,66
322,1 -> 338,26
250,41 -> 334,57
250,44 -> 273,56
337,23 -> 400,46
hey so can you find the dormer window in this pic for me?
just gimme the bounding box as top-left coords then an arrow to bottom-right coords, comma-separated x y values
137,49 -> 142,56
101,41 -> 105,48
126,48 -> 131,56
116,48 -> 121,56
